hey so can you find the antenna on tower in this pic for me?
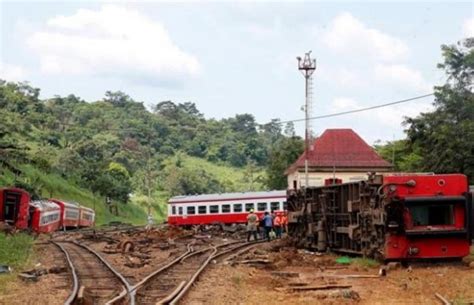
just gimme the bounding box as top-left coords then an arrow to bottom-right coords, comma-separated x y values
297,51 -> 317,188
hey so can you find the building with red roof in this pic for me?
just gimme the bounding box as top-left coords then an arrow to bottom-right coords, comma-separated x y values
286,128 -> 393,189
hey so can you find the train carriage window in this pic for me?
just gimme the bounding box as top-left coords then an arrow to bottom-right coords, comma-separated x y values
210,205 -> 219,214
257,202 -> 267,211
178,207 -> 183,215
233,204 -> 242,213
172,206 -> 176,215
187,206 -> 196,215
271,202 -> 280,211
283,201 -> 288,210
245,203 -> 254,212
222,204 -> 231,213
409,205 -> 454,226
198,206 -> 207,214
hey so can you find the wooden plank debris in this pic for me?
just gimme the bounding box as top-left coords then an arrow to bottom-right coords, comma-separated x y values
289,284 -> 352,291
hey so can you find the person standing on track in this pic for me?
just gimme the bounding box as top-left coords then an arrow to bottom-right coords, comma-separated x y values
274,212 -> 282,239
246,209 -> 258,242
263,211 -> 273,241
282,210 -> 289,235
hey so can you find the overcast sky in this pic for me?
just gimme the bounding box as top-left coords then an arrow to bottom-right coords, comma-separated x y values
1,1 -> 473,144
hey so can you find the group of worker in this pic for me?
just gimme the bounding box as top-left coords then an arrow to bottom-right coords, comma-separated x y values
246,209 -> 288,242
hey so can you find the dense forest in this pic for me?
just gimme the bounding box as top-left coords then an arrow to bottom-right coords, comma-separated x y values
0,39 -> 472,224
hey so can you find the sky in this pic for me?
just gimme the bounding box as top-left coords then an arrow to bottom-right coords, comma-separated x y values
0,1 -> 473,144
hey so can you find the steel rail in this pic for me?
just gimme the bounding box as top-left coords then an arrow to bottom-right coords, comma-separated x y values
168,247 -> 217,305
168,240 -> 266,305
211,239 -> 266,261
53,240 -> 134,305
51,241 -> 79,305
125,240 -> 246,305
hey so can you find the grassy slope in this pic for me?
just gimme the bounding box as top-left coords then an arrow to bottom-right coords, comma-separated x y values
131,155 -> 266,223
0,164 -> 147,226
181,155 -> 265,192
0,233 -> 34,292
0,155 -> 266,225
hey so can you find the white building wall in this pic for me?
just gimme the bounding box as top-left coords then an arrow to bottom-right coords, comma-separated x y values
287,171 -> 372,189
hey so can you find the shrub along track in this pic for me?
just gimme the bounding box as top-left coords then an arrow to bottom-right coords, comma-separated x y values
52,241 -> 133,305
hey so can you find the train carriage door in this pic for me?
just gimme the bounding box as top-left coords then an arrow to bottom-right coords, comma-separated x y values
3,191 -> 20,224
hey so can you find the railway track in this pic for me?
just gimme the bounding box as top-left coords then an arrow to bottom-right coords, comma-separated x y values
52,241 -> 133,305
119,240 -> 263,305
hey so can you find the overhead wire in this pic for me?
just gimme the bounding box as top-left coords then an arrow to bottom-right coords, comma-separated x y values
276,93 -> 435,125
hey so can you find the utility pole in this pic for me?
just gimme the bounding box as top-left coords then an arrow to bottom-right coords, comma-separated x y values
297,51 -> 316,188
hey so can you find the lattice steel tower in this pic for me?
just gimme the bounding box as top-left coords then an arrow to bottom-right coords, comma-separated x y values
297,51 -> 316,188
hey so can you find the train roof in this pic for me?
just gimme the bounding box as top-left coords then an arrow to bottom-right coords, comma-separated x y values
49,199 -> 80,209
80,206 -> 95,213
169,190 -> 286,204
30,200 -> 60,212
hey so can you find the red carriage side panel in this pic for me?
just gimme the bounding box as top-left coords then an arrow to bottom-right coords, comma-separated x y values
383,174 -> 470,260
79,206 -> 95,227
49,199 -> 80,229
29,200 -> 61,233
0,188 -> 30,229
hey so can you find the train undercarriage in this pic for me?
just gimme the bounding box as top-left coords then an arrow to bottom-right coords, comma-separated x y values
287,174 -> 472,261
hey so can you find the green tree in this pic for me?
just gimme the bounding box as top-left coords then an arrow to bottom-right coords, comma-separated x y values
374,139 -> 423,172
265,136 -> 304,189
405,39 -> 474,183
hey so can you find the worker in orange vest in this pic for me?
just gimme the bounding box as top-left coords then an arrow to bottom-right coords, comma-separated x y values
274,212 -> 282,239
281,210 -> 289,235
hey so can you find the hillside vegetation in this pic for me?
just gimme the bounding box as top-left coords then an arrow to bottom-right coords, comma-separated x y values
0,82 -> 303,224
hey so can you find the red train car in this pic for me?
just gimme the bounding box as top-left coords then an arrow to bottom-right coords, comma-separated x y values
168,191 -> 287,226
0,188 -> 30,229
79,206 -> 95,227
29,200 -> 61,233
383,174 -> 471,260
288,173 -> 472,260
49,199 -> 80,229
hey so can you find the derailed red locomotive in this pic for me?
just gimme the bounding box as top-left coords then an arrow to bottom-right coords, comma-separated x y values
287,173 -> 472,260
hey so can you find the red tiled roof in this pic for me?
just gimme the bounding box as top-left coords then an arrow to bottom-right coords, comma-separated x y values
286,129 -> 392,173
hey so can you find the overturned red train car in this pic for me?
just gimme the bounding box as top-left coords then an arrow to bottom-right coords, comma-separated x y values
0,188 -> 30,229
287,174 -> 472,260
29,200 -> 61,233
0,187 -> 95,233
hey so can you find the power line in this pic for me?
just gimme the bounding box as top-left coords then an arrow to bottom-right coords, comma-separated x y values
278,93 -> 435,125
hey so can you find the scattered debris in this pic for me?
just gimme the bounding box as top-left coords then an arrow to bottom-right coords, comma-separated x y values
0,222 -> 17,235
335,256 -> 352,265
0,265 -> 11,274
288,284 -> 352,291
271,271 -> 299,278
18,273 -> 38,282
435,292 -> 451,305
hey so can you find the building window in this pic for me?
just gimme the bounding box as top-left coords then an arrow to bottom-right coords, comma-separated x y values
222,204 -> 231,213
210,205 -> 219,214
187,206 -> 196,215
293,180 -> 297,189
198,206 -> 207,214
283,201 -> 288,210
245,203 -> 254,212
257,202 -> 267,211
178,207 -> 183,215
233,204 -> 242,213
271,202 -> 280,211
171,206 -> 176,215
